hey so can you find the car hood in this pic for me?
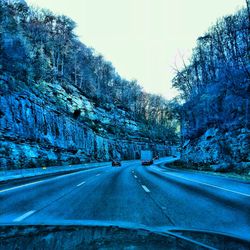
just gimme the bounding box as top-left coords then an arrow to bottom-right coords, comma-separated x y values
0,220 -> 249,250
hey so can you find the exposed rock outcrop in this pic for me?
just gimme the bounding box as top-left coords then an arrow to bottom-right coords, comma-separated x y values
0,78 -> 167,170
181,127 -> 250,173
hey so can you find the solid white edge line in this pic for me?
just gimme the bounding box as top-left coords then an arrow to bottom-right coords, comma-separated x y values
0,180 -> 46,194
164,172 -> 250,197
0,168 -> 106,194
141,185 -> 150,193
77,181 -> 86,187
13,210 -> 36,222
0,171 -> 85,194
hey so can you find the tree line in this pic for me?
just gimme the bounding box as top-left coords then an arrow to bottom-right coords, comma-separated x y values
172,6 -> 249,139
0,0 -> 179,143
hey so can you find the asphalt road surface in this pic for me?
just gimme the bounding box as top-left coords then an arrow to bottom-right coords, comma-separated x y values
0,157 -> 249,240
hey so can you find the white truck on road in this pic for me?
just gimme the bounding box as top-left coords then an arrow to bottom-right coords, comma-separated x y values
141,150 -> 153,165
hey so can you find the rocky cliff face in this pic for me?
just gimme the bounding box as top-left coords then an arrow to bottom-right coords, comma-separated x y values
181,127 -> 250,173
0,77 -> 167,170
178,77 -> 250,173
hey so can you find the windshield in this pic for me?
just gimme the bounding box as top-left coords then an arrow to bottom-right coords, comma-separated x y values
0,0 -> 249,249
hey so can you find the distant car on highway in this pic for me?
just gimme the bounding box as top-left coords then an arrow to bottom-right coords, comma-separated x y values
112,160 -> 121,167
141,159 -> 153,166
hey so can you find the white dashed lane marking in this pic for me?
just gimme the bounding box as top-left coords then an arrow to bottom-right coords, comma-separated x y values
77,181 -> 86,187
141,185 -> 150,193
13,210 -> 36,222
0,171 -> 88,194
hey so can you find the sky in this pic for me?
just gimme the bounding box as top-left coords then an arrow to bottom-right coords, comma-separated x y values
26,0 -> 246,99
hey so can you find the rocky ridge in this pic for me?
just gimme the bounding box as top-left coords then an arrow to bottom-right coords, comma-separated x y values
0,76 -> 167,170
181,127 -> 250,173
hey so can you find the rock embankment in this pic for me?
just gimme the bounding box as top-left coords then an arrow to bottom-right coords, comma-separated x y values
181,127 -> 250,173
0,78 -> 167,170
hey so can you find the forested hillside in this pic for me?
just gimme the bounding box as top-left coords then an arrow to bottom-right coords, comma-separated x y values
0,0 -> 178,169
173,6 -> 250,173
0,0 -> 178,139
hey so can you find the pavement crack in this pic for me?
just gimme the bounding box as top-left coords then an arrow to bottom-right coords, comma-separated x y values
146,190 -> 175,226
10,174 -> 100,220
134,170 -> 175,226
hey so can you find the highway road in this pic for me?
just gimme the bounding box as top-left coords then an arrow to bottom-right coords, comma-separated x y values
0,157 -> 249,241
